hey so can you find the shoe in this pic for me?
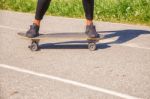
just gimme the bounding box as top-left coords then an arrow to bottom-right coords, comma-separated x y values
85,24 -> 99,38
26,23 -> 39,38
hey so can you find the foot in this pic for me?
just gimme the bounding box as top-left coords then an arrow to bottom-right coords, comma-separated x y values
26,23 -> 39,38
85,24 -> 99,38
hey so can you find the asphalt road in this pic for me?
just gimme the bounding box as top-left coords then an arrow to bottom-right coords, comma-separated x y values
0,10 -> 150,99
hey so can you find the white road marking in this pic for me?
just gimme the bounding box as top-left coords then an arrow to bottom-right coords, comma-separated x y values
119,43 -> 150,50
0,25 -> 26,31
0,64 -> 140,99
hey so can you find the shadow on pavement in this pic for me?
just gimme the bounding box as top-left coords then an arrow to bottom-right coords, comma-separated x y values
39,29 -> 150,50
98,29 -> 150,44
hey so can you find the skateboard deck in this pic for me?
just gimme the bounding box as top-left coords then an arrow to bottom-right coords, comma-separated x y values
18,32 -> 100,41
18,32 -> 101,51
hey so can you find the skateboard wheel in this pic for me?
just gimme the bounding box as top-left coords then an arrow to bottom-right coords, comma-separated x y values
29,42 -> 39,51
88,43 -> 96,51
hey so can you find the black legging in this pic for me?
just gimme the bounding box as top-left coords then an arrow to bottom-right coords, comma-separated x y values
35,0 -> 94,20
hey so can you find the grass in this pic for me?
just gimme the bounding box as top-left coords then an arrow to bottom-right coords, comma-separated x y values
0,0 -> 150,26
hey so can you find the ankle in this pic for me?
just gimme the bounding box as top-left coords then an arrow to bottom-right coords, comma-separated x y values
86,20 -> 93,26
33,20 -> 41,26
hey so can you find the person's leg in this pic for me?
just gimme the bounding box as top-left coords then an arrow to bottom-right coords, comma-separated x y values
82,0 -> 99,38
26,0 -> 51,38
34,0 -> 51,26
82,0 -> 94,25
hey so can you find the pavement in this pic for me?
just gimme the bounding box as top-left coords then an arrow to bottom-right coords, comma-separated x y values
0,10 -> 150,99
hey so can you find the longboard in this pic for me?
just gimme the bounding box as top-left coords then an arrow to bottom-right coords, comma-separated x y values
18,32 -> 101,51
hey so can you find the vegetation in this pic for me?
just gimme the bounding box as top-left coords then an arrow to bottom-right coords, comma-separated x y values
0,0 -> 150,26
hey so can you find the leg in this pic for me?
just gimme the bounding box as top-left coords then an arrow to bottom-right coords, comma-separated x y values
82,0 -> 94,25
34,0 -> 51,25
26,0 -> 51,38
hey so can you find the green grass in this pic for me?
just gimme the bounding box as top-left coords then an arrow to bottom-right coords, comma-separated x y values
0,0 -> 150,26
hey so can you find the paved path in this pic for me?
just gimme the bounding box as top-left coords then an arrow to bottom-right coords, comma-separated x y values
0,10 -> 150,99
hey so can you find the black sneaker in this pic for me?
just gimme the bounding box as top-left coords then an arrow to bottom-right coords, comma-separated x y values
26,23 -> 39,38
85,24 -> 99,38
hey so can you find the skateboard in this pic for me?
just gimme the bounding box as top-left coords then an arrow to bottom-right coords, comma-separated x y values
18,32 -> 101,51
